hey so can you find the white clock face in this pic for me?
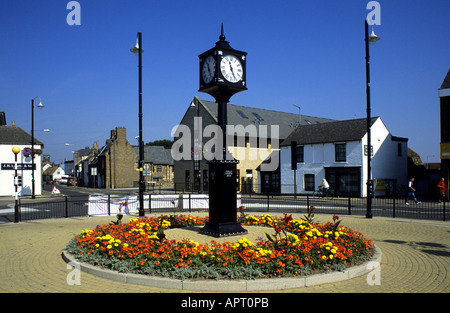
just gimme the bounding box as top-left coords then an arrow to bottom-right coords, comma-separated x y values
202,56 -> 216,84
220,55 -> 243,83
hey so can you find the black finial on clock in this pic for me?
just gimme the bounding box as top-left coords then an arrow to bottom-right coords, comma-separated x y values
216,23 -> 231,49
219,23 -> 226,41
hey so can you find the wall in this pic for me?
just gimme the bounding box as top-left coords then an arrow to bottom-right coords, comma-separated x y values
105,127 -> 139,188
280,141 -> 362,194
362,118 -> 408,196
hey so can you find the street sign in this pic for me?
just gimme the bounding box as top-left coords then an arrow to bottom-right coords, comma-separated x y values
51,187 -> 61,195
1,163 -> 35,170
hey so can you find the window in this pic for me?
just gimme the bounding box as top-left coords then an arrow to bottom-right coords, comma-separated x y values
156,166 -> 162,172
185,170 -> 190,185
236,110 -> 248,119
252,112 -> 264,121
335,143 -> 346,162
397,143 -> 402,156
296,145 -> 304,163
326,167 -> 361,196
304,174 -> 315,191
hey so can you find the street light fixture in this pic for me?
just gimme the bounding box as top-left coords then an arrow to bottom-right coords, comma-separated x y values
130,37 -> 144,55
130,32 -> 145,217
368,26 -> 380,45
31,96 -> 44,199
365,20 -> 380,218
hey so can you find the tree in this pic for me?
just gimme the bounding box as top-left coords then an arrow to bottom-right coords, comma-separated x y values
145,139 -> 174,149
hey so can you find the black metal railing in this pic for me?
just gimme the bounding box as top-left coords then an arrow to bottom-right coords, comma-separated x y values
240,194 -> 448,221
10,193 -> 448,223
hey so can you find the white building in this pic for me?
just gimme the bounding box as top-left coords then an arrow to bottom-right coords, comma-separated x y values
0,125 -> 44,197
279,117 -> 408,197
43,164 -> 65,182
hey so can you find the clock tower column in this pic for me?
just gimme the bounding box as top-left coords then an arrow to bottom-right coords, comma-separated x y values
198,25 -> 247,237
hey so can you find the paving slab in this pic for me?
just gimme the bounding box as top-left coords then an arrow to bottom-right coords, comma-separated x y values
0,213 -> 449,293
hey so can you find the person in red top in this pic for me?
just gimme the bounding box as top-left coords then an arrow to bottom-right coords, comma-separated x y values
436,177 -> 446,203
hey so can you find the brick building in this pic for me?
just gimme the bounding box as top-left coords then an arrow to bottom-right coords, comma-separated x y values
89,127 -> 139,188
132,145 -> 174,184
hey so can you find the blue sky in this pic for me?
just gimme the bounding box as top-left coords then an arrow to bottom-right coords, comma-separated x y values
1,0 -> 449,164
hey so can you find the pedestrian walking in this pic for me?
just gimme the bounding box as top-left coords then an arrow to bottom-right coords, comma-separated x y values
405,178 -> 420,205
436,177 -> 446,203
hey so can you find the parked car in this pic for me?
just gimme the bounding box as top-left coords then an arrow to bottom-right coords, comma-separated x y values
46,179 -> 54,185
67,177 -> 77,186
60,175 -> 68,184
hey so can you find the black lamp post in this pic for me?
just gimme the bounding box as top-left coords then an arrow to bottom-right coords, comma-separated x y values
31,97 -> 44,199
12,146 -> 20,223
365,20 -> 380,218
130,32 -> 145,217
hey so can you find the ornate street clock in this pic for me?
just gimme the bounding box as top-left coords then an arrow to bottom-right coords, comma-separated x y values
197,24 -> 248,237
198,24 -> 247,102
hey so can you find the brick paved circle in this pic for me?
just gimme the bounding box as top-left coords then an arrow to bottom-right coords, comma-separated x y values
0,213 -> 448,293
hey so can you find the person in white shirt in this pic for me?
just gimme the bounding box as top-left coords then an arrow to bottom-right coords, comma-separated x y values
318,178 -> 330,196
405,178 -> 421,205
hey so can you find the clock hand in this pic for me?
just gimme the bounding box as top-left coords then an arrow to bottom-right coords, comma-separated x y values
228,61 -> 236,79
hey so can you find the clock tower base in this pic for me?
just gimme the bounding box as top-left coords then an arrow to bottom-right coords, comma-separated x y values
199,159 -> 247,237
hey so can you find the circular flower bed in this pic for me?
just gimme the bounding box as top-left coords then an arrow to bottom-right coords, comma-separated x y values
65,213 -> 375,280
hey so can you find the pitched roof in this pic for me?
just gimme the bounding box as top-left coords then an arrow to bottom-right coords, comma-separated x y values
197,98 -> 335,139
132,145 -> 174,165
281,117 -> 379,146
0,126 -> 44,146
43,165 -> 63,176
440,69 -> 450,90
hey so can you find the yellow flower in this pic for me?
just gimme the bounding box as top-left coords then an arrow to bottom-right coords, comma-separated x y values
256,248 -> 272,257
322,255 -> 327,260
107,245 -> 112,249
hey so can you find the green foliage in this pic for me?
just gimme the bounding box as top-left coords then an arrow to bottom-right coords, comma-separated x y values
145,139 -> 174,149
